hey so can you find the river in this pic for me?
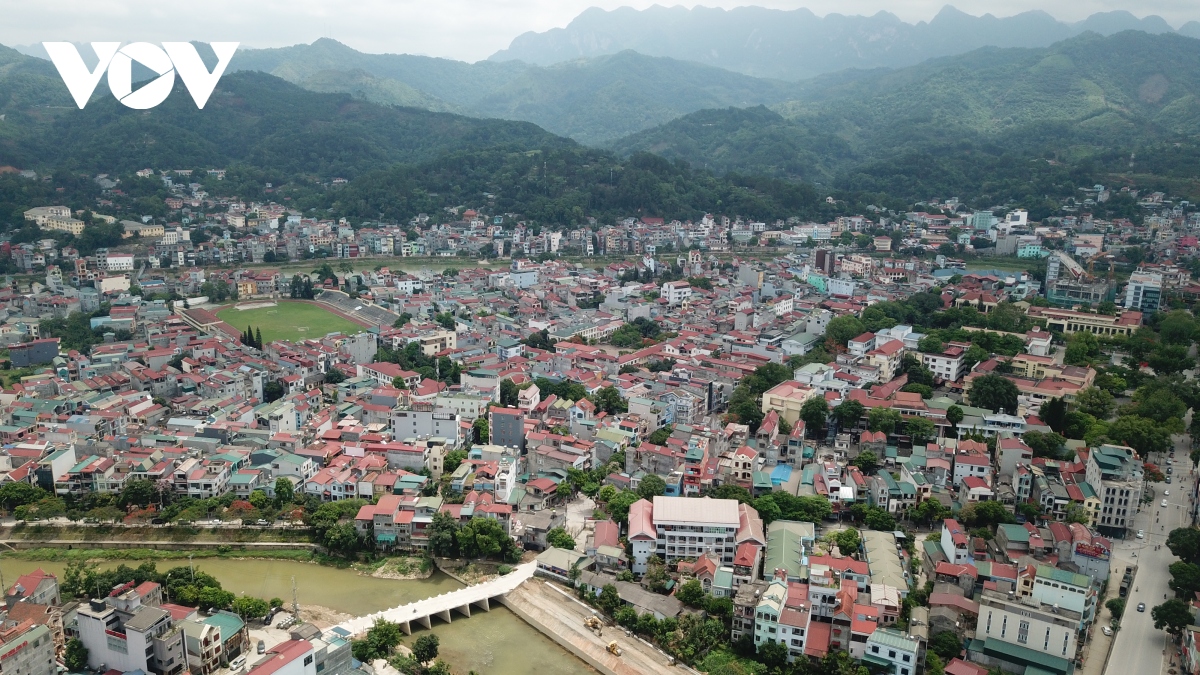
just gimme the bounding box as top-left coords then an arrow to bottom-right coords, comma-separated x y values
0,558 -> 595,675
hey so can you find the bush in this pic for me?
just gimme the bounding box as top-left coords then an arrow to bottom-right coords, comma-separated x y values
498,565 -> 512,576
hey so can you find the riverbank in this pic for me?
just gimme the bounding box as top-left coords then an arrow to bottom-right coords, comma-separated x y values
0,555 -> 597,675
0,522 -> 314,543
501,579 -> 677,675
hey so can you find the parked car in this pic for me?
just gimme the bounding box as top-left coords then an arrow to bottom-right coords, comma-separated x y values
1165,490 -> 1170,497
1136,530 -> 1144,539
1163,499 -> 1169,507
1167,477 -> 1172,484
1137,603 -> 1146,612
1102,626 -> 1113,636
257,640 -> 266,655
230,656 -> 247,671
255,519 -> 270,526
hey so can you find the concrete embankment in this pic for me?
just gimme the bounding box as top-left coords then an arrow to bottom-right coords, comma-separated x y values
0,539 -> 318,552
500,580 -> 680,675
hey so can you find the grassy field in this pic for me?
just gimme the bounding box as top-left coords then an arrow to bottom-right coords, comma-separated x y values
216,301 -> 363,343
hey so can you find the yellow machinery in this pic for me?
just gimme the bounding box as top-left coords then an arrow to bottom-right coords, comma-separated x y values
607,641 -> 622,656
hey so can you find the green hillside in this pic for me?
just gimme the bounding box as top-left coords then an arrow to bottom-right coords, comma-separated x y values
230,40 -> 798,143
610,31 -> 1200,203
0,60 -> 568,177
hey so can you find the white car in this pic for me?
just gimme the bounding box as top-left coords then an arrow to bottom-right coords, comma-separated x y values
1165,490 -> 1170,496
1137,529 -> 1145,539
1163,499 -> 1169,507
230,656 -> 247,671
1102,626 -> 1114,636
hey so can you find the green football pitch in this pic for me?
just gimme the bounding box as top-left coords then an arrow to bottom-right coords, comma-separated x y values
216,302 -> 363,343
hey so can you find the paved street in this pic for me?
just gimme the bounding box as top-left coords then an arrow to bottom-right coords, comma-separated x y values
1104,434 -> 1193,675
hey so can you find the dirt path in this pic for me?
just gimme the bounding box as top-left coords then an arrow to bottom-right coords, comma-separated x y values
503,579 -> 677,675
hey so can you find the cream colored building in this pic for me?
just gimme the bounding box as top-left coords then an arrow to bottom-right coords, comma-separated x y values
760,380 -> 818,425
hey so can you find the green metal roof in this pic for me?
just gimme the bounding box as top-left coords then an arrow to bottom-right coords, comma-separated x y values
981,637 -> 1073,675
202,612 -> 246,644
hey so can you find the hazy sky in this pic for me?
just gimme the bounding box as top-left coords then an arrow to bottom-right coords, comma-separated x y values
3,0 -> 1198,62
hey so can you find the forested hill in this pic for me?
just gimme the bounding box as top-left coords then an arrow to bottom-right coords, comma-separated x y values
490,4 -> 1200,81
328,146 -> 841,226
229,39 -> 800,144
610,31 -> 1200,205
0,61 -> 568,177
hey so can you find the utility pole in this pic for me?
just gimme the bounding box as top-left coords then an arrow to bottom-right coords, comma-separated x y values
188,554 -> 194,582
291,576 -> 300,620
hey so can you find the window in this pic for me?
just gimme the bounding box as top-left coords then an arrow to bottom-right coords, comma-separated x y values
1018,620 -> 1029,644
1001,616 -> 1008,638
304,656 -> 313,666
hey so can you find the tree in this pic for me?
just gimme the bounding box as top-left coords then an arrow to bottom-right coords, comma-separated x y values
800,398 -> 829,438
323,369 -> 346,384
968,374 -> 1019,414
592,386 -> 628,414
263,381 -> 284,403
945,405 -> 964,435
906,418 -> 937,445
851,451 -> 879,474
231,596 -> 270,620
429,511 -> 460,558
834,527 -> 861,553
757,640 -> 790,671
918,335 -> 944,353
273,477 -> 295,508
65,638 -> 89,671
1064,332 -> 1100,366
1040,397 -> 1068,433
831,399 -> 865,430
1158,310 -> 1198,345
119,479 -> 157,509
1064,503 -> 1090,524
546,527 -> 576,550
868,408 -> 903,435
1167,528 -> 1200,565
1153,598 -> 1195,635
676,579 -> 706,607
1107,415 -> 1172,456
824,315 -> 866,349
597,584 -> 621,615
1075,386 -> 1114,419
472,417 -> 489,444
597,484 -> 618,503
412,634 -> 440,665
1022,431 -> 1066,459
928,631 -> 962,663
606,490 -> 640,524
637,474 -> 667,500
255,328 -> 264,349
1168,561 -> 1200,597
1106,597 -> 1125,620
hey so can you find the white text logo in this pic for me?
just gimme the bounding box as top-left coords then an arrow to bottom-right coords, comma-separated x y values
43,42 -> 239,110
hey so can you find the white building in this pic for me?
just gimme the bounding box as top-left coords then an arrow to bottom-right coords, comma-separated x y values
652,496 -> 742,565
863,629 -> 922,675
75,596 -> 187,675
106,254 -> 135,272
661,280 -> 693,306
390,407 -> 463,448
978,591 -> 1079,670
1124,271 -> 1162,312
921,344 -> 967,382
247,640 -> 316,675
1086,444 -> 1144,537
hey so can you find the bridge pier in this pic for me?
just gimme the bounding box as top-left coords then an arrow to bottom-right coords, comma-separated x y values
417,615 -> 432,630
436,609 -> 452,624
454,603 -> 471,619
400,620 -> 412,636
472,597 -> 491,612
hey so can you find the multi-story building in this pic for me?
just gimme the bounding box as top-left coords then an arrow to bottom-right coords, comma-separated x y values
488,407 -> 526,451
1025,306 -> 1141,337
1085,444 -> 1144,537
660,280 -> 692,306
652,496 -> 742,565
390,407 -> 462,448
0,622 -> 56,675
75,596 -> 187,675
1124,271 -> 1162,313
863,628 -> 922,675
921,344 -> 967,383
976,589 -> 1079,675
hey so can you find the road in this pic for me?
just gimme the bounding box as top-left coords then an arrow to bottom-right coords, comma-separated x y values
1104,433 -> 1193,675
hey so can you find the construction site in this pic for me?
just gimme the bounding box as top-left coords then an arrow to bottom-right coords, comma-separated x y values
1045,250 -> 1116,306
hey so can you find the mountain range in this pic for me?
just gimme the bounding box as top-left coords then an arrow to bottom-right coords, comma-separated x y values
492,4 -> 1200,81
226,39 -> 798,144
0,44 -> 565,177
610,30 -> 1200,191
